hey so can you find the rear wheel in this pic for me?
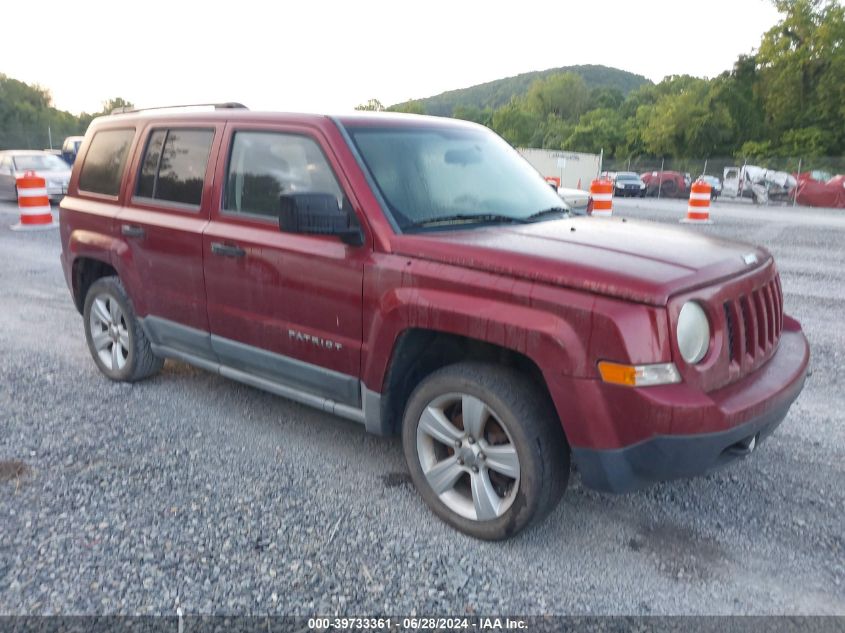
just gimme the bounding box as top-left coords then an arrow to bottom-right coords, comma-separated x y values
83,276 -> 163,382
402,362 -> 569,540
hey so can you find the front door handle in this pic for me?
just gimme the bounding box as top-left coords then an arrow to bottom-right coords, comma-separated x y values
121,224 -> 145,238
211,242 -> 246,258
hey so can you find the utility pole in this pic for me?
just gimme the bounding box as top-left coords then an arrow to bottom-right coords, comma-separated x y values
793,157 -> 802,208
657,157 -> 665,200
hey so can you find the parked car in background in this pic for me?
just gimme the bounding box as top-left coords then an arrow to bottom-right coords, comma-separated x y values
699,175 -> 722,200
613,172 -> 646,198
794,173 -> 845,209
795,170 -> 833,186
723,165 -> 796,205
0,150 -> 72,201
640,171 -> 691,198
62,136 -> 85,165
556,186 -> 591,215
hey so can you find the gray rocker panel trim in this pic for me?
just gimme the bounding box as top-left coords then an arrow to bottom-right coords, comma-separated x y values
211,334 -> 360,408
140,316 -> 388,435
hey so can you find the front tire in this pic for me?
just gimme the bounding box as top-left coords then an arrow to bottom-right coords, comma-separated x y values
83,276 -> 163,382
402,362 -> 569,540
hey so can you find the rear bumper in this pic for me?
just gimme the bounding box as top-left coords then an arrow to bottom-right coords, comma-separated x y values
568,319 -> 809,493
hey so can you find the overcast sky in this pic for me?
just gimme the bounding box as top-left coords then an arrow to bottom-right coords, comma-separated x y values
4,0 -> 782,115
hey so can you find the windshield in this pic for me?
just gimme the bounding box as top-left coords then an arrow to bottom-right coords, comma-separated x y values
346,125 -> 567,231
13,154 -> 68,172
616,173 -> 639,181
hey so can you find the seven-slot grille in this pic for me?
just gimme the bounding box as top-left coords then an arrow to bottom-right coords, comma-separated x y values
723,274 -> 783,369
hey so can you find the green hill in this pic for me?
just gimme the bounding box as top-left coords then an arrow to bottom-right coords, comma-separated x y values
392,64 -> 651,116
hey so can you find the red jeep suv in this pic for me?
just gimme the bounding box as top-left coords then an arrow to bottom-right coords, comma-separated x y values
59,105 -> 809,540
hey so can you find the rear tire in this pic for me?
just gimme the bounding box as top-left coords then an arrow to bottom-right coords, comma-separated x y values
402,362 -> 569,540
83,276 -> 163,382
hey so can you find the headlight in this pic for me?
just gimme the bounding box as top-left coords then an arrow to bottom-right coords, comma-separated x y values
639,183 -> 645,189
677,301 -> 710,364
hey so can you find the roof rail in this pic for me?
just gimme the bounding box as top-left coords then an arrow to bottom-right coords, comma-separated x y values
110,102 -> 248,115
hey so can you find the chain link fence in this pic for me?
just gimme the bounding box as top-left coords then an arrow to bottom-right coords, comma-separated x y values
602,156 -> 845,178
0,124 -> 88,152
600,156 -> 845,208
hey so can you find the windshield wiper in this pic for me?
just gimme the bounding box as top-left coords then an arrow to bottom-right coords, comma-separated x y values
404,213 -> 528,229
524,206 -> 570,222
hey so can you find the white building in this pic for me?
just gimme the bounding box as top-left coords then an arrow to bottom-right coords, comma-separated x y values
518,148 -> 601,190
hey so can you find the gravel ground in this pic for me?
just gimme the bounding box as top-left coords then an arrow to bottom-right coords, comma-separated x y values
0,198 -> 843,616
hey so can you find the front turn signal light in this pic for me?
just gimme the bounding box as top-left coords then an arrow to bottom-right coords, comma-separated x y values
598,361 -> 681,387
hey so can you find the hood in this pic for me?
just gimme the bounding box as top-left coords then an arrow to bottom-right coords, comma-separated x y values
391,217 -> 769,305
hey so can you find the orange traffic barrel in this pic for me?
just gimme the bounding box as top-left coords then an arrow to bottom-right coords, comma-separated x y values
589,178 -> 613,217
681,179 -> 713,224
11,171 -> 57,231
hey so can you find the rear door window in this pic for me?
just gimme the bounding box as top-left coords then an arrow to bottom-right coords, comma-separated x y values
135,128 -> 214,208
78,128 -> 135,196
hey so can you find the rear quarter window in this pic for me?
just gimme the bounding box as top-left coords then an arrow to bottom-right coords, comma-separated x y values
78,128 -> 135,196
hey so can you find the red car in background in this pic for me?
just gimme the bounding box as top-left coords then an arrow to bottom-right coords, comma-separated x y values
794,172 -> 845,208
640,170 -> 691,198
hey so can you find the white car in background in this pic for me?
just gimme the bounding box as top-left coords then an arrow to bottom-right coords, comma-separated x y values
556,186 -> 591,215
0,150 -> 72,201
698,175 -> 723,200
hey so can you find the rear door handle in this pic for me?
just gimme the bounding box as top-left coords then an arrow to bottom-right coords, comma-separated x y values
211,242 -> 246,258
121,224 -> 145,238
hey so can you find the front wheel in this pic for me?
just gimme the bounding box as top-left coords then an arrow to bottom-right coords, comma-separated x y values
402,363 -> 569,540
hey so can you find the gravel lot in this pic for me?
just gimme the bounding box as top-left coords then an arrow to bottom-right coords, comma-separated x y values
0,198 -> 843,616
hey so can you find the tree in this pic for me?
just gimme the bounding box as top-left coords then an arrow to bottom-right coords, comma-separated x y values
355,99 -> 385,112
0,74 -> 98,149
388,100 -> 426,114
566,108 -> 626,155
708,57 -> 765,150
77,98 -> 135,131
490,100 -> 541,146
452,105 -> 493,126
588,87 -> 624,111
524,72 -> 590,121
756,0 -> 845,153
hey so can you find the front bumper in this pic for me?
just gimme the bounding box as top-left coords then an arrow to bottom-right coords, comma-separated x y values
567,318 -> 809,493
46,186 -> 66,201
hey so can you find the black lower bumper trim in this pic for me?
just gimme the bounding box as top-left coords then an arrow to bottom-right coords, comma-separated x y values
571,394 -> 799,494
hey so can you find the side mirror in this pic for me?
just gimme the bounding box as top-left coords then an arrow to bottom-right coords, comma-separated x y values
278,193 -> 364,247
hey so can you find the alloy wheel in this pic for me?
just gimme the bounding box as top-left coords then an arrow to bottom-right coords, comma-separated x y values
88,293 -> 130,371
416,393 -> 520,521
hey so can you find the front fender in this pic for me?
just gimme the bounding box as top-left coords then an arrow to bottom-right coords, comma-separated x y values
361,256 -> 592,392
360,255 -> 673,445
